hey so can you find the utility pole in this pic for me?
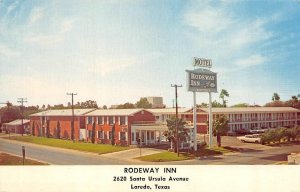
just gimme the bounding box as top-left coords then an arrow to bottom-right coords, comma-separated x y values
171,84 -> 182,157
67,93 -> 77,142
17,98 -> 27,136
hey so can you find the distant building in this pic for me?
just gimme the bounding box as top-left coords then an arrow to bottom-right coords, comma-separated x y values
146,97 -> 165,108
2,119 -> 30,134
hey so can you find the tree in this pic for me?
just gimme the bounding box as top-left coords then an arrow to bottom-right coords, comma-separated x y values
117,102 -> 135,109
0,106 -> 22,124
80,100 -> 98,108
91,121 -> 96,144
136,98 -> 152,109
219,89 -> 229,107
46,120 -> 50,138
197,103 -> 208,108
272,93 -> 280,101
265,100 -> 286,107
212,100 -> 224,108
56,121 -> 61,139
103,105 -> 107,109
164,116 -> 188,152
212,114 -> 229,147
111,124 -> 115,145
231,103 -> 249,107
32,121 -> 35,136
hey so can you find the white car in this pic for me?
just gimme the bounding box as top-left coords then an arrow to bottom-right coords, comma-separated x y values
237,134 -> 261,143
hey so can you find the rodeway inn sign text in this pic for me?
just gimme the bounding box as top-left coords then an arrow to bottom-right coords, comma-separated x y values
186,69 -> 217,92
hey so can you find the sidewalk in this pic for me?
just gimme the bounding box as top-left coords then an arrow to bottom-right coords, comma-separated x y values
101,147 -> 165,162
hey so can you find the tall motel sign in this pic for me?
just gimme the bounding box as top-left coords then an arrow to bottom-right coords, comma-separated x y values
186,57 -> 217,150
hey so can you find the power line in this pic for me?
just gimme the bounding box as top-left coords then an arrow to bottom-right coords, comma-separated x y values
67,93 -> 77,142
171,84 -> 182,157
17,98 -> 27,136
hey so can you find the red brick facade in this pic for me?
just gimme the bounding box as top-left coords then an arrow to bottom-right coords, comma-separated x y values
86,110 -> 155,145
30,116 -> 84,140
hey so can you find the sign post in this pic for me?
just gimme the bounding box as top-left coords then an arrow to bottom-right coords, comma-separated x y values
193,92 -> 197,151
186,57 -> 217,150
209,92 -> 213,149
22,146 -> 25,165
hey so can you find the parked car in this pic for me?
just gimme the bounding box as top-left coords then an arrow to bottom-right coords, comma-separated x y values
237,134 -> 261,143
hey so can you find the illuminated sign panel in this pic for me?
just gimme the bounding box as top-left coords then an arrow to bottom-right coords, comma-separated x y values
193,57 -> 212,68
186,69 -> 217,92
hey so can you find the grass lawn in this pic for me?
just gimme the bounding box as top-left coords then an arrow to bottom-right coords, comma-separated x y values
136,146 -> 236,162
8,136 -> 131,154
0,152 -> 47,165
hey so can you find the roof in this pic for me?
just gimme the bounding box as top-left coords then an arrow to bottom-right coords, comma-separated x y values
29,109 -> 96,117
147,108 -> 189,114
3,119 -> 30,126
198,107 -> 300,113
85,108 -> 148,116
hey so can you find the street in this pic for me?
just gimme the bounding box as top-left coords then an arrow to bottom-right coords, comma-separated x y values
1,137 -> 300,165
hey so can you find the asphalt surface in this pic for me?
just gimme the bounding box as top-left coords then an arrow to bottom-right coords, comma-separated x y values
1,136 -> 300,165
0,138 -> 148,165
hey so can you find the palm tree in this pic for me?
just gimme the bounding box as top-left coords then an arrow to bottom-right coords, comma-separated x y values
272,93 -> 280,101
213,114 -> 229,147
165,116 -> 187,152
219,89 -> 229,107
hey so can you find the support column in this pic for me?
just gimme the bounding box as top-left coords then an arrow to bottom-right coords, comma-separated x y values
145,130 -> 148,145
133,129 -> 136,144
209,92 -> 213,149
193,91 -> 197,151
159,131 -> 162,143
139,130 -> 142,145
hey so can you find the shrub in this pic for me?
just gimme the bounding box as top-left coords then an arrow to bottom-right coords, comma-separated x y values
261,127 -> 300,144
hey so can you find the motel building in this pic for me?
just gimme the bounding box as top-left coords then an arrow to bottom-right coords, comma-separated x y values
29,107 -> 300,146
2,119 -> 30,134
29,109 -> 95,139
183,107 -> 300,134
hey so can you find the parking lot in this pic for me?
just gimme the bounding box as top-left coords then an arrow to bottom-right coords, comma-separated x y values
198,134 -> 274,151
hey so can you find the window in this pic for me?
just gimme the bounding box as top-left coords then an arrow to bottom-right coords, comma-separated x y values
120,116 -> 126,125
120,132 -> 126,141
87,116 -> 93,124
98,131 -> 104,139
98,116 -> 103,125
109,116 -> 114,125
108,131 -> 112,139
88,130 -> 93,138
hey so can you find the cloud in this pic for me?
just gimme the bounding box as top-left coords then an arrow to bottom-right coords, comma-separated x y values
25,18 -> 74,46
28,7 -> 44,26
183,2 -> 274,73
88,56 -> 137,76
235,54 -> 267,68
184,7 -> 234,33
0,43 -> 20,58
6,1 -> 19,14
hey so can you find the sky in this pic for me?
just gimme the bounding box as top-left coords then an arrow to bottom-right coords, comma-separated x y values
0,0 -> 300,108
